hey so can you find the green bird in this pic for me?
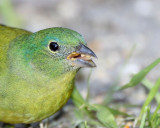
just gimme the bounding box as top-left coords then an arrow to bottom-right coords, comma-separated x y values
0,25 -> 96,124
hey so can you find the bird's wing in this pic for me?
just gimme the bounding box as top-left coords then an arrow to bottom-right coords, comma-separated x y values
0,25 -> 32,71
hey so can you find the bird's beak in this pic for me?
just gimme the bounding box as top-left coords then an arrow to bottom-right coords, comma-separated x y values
67,43 -> 97,68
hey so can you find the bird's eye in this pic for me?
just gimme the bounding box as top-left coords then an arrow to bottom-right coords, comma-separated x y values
49,42 -> 59,52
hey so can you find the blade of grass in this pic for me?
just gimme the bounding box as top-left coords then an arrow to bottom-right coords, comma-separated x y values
140,78 -> 160,118
86,119 -> 104,127
142,78 -> 160,103
86,69 -> 92,102
117,58 -> 160,91
139,106 -> 149,128
72,87 -> 130,117
72,87 -> 119,127
151,104 -> 160,122
146,106 -> 152,127
104,44 -> 137,104
150,106 -> 160,128
84,121 -> 89,128
104,87 -> 116,105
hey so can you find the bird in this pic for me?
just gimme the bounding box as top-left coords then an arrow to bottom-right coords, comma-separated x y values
0,25 -> 96,124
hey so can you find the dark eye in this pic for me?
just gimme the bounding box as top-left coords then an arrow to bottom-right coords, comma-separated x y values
49,42 -> 59,52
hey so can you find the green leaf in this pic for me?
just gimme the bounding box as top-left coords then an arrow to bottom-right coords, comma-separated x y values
88,104 -> 118,128
118,58 -> 160,90
72,87 -> 119,128
74,108 -> 84,119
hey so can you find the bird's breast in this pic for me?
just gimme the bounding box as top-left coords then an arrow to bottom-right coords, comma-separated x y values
0,71 -> 76,124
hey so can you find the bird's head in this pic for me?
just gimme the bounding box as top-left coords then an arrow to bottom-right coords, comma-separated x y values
9,27 -> 96,78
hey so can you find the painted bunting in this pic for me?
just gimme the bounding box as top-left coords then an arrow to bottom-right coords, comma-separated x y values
0,25 -> 96,124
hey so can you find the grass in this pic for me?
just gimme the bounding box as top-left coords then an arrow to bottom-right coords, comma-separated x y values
71,58 -> 160,128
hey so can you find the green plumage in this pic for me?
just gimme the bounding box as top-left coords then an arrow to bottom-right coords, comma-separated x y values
0,25 -> 89,123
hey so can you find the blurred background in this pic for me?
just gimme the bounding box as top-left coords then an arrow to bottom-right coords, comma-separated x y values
0,0 -> 160,127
